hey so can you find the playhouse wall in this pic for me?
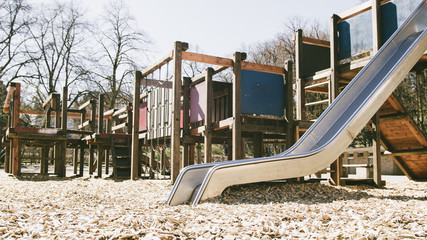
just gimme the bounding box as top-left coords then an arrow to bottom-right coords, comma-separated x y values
241,70 -> 285,117
139,101 -> 147,131
302,44 -> 330,77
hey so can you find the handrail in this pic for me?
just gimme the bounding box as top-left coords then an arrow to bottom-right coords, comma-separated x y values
337,0 -> 392,22
3,84 -> 16,113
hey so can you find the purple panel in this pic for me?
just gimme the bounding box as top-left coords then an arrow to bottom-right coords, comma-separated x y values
190,81 -> 206,123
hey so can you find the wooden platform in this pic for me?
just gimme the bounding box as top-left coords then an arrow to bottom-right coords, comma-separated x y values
378,94 -> 427,180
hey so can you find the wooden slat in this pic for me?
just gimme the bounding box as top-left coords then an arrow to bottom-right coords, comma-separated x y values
112,106 -> 132,117
337,0 -> 372,22
112,122 -> 127,131
3,85 -> 16,113
305,99 -> 329,106
191,66 -> 228,84
302,37 -> 330,48
385,148 -> 427,157
78,120 -> 92,129
78,100 -> 93,110
403,116 -> 427,147
140,51 -> 174,78
42,93 -> 56,108
182,51 -> 233,67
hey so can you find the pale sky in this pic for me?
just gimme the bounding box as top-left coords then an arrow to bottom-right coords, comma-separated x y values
35,0 -> 363,60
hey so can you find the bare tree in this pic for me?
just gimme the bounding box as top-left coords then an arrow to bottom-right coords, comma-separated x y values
23,1 -> 88,108
246,16 -> 328,66
90,0 -> 151,110
0,0 -> 31,86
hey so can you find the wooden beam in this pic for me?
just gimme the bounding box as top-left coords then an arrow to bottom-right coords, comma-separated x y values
387,94 -> 405,112
337,0 -> 392,22
302,37 -> 330,48
140,78 -> 173,89
241,61 -> 285,75
182,51 -> 233,67
141,50 -> 174,78
384,148 -> 427,156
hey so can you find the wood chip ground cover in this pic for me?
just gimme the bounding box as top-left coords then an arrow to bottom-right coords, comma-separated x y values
0,172 -> 425,239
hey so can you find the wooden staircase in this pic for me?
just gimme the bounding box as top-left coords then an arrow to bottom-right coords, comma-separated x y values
111,138 -> 131,179
378,94 -> 427,181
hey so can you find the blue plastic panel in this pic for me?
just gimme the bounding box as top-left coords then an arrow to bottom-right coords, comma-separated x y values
338,9 -> 373,60
381,0 -> 420,45
241,70 -> 285,116
338,0 -> 419,60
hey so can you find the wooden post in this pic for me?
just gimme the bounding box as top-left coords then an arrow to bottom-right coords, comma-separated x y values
131,71 -> 142,180
295,29 -> 305,120
89,145 -> 94,175
372,113 -> 383,186
372,0 -> 382,53
232,52 -> 244,160
171,41 -> 188,183
79,144 -> 84,177
204,67 -> 214,163
90,100 -> 96,132
5,145 -> 10,173
62,87 -> 68,131
182,77 -> 191,167
73,147 -> 78,175
59,87 -> 67,177
97,145 -> 103,178
11,83 -> 21,176
329,14 -> 340,104
149,148 -> 155,179
372,0 -> 383,187
40,147 -> 48,174
98,94 -> 104,134
104,149 -> 109,175
285,61 -> 295,149
330,14 -> 341,186
189,144 -> 195,166
253,133 -> 263,158
54,94 -> 61,128
160,147 -> 166,175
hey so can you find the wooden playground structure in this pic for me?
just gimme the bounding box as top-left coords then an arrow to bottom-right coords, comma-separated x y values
2,0 -> 426,184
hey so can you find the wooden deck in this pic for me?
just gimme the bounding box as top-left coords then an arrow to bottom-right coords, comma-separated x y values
378,94 -> 427,180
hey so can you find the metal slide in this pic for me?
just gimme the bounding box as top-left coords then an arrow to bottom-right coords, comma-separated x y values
167,0 -> 427,206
